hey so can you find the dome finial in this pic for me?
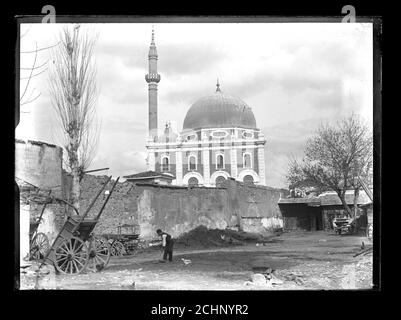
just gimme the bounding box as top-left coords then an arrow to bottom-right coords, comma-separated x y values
151,25 -> 155,44
216,78 -> 221,92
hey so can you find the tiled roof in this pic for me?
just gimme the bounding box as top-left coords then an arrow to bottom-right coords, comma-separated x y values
123,171 -> 175,180
278,197 -> 321,205
319,191 -> 371,206
278,190 -> 372,207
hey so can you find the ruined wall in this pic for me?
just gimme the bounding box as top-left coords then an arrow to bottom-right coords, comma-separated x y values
78,175 -> 232,239
15,139 -> 66,235
15,140 -> 63,190
15,139 -> 65,260
136,185 -> 232,239
30,203 -> 65,244
78,174 -> 286,239
224,179 -> 287,233
79,175 -> 139,235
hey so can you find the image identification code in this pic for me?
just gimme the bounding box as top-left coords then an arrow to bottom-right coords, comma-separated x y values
151,304 -> 248,317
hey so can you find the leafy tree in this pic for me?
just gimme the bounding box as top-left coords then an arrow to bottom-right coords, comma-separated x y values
286,114 -> 373,219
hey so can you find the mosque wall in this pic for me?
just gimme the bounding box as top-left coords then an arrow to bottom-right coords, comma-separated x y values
154,151 -> 176,176
182,150 -> 203,177
209,148 -> 232,176
253,147 -> 259,173
198,150 -> 203,176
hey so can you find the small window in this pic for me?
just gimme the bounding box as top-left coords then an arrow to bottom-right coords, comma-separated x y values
188,177 -> 199,187
242,131 -> 254,139
243,153 -> 252,168
161,157 -> 169,172
211,130 -> 228,139
186,134 -> 197,141
216,154 -> 224,169
188,155 -> 197,171
215,176 -> 226,187
243,175 -> 254,185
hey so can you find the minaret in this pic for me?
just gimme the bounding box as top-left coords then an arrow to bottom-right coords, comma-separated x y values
145,27 -> 161,140
216,78 -> 221,92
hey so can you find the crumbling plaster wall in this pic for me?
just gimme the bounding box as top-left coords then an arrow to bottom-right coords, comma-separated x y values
30,203 -> 64,245
229,180 -> 287,233
79,175 -> 286,240
136,185 -> 232,239
15,139 -> 65,261
15,140 -> 63,190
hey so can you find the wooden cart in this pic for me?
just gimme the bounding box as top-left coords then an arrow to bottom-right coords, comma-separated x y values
333,216 -> 354,235
39,176 -> 119,274
104,224 -> 141,256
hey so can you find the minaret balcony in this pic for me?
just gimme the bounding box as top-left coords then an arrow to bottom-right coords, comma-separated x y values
145,73 -> 161,83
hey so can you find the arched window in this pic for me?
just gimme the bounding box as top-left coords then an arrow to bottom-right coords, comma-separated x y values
161,156 -> 169,172
215,176 -> 226,187
188,155 -> 197,171
243,153 -> 252,168
216,153 -> 224,169
243,175 -> 254,185
188,177 -> 199,187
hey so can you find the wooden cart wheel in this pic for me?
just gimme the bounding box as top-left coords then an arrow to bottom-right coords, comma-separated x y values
54,237 -> 89,274
111,241 -> 125,256
366,223 -> 373,241
30,232 -> 50,260
87,236 -> 111,272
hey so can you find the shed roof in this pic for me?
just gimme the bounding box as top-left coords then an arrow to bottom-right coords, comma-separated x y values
123,170 -> 175,180
278,197 -> 321,206
278,190 -> 372,207
319,191 -> 371,206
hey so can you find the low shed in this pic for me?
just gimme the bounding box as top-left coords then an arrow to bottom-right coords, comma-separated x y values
278,191 -> 372,232
278,197 -> 322,231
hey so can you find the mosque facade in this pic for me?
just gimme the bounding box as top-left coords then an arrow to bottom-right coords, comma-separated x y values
145,29 -> 267,187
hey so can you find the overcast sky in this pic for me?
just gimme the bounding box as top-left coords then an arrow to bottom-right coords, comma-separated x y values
17,23 -> 373,188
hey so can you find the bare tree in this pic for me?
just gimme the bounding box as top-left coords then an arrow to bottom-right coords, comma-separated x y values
286,114 -> 373,219
20,28 -> 59,108
49,25 -> 99,214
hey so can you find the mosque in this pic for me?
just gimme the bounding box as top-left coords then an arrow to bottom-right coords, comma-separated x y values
144,29 -> 267,187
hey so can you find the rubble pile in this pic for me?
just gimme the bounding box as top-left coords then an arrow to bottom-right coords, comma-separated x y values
342,255 -> 373,288
175,225 -> 274,248
272,255 -> 373,290
19,262 -> 57,290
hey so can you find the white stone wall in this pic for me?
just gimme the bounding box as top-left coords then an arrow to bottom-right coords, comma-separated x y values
175,150 -> 183,184
20,203 -> 30,265
202,147 -> 210,185
258,145 -> 266,185
145,128 -> 267,186
230,148 -> 238,179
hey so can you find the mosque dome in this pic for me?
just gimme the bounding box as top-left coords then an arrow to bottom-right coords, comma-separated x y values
183,81 -> 257,130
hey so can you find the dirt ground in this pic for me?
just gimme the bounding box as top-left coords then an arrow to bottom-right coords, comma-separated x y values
20,230 -> 373,290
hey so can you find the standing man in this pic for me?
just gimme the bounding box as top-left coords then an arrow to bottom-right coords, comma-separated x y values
155,229 -> 174,262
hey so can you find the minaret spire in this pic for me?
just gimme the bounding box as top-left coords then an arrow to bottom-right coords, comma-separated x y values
145,26 -> 161,140
216,78 -> 221,92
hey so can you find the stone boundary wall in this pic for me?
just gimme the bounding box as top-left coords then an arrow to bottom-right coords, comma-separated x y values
78,175 -> 288,239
